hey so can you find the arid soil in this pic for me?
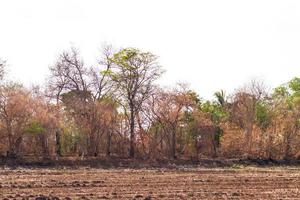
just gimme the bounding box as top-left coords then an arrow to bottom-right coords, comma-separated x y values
1,167 -> 300,199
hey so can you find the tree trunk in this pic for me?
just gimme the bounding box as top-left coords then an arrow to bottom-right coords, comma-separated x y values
55,130 -> 62,157
40,134 -> 49,160
8,137 -> 22,159
129,108 -> 135,158
284,131 -> 292,160
88,132 -> 98,157
171,131 -> 176,159
106,130 -> 112,157
245,124 -> 253,157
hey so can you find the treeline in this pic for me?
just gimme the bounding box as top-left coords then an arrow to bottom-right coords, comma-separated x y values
0,46 -> 300,161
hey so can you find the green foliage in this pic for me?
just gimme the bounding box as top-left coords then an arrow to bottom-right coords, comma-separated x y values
60,123 -> 87,155
255,100 -> 271,130
187,90 -> 202,105
108,47 -> 162,93
201,101 -> 228,123
288,78 -> 300,105
200,90 -> 228,123
100,69 -> 113,76
214,127 -> 223,146
182,110 -> 198,139
100,69 -> 119,82
110,48 -> 146,71
272,86 -> 289,98
289,77 -> 300,92
25,121 -> 45,135
273,78 -> 300,107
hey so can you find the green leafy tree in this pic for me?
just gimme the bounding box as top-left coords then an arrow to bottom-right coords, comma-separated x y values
200,92 -> 229,156
107,48 -> 163,157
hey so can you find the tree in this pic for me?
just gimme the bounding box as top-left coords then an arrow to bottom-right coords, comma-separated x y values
28,89 -> 60,159
90,44 -> 116,100
60,89 -> 118,157
48,47 -> 89,103
269,77 -> 300,159
147,85 -> 195,159
48,46 -> 116,157
201,91 -> 229,156
229,80 -> 267,156
107,48 -> 163,157
0,83 -> 32,158
214,90 -> 226,107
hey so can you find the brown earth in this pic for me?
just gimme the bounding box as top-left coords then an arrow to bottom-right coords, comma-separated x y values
1,167 -> 300,199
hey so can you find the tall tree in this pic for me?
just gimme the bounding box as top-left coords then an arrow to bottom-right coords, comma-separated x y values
48,46 -> 116,157
108,48 -> 163,157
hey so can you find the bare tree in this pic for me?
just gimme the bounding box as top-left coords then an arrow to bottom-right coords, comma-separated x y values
90,44 -> 116,100
48,47 -> 89,103
48,46 -> 117,157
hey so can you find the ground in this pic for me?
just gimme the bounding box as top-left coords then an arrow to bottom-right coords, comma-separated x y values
1,166 -> 300,199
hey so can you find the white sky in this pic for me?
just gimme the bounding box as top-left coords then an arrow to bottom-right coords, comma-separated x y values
0,0 -> 299,99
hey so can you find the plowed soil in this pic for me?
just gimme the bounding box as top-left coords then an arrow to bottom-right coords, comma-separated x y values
1,167 -> 300,199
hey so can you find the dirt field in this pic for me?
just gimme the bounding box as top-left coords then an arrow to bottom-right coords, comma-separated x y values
1,167 -> 300,199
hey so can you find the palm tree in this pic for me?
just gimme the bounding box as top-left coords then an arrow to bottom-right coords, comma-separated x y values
214,90 -> 226,107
